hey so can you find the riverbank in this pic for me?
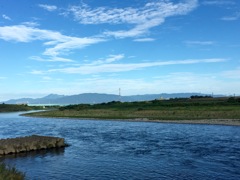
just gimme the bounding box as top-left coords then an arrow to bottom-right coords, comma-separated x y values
24,110 -> 240,126
23,97 -> 240,126
134,118 -> 240,126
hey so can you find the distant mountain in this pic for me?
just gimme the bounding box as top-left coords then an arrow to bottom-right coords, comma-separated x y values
2,92 -> 222,105
43,94 -> 65,100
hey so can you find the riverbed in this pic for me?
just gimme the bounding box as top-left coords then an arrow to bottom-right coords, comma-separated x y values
0,112 -> 239,179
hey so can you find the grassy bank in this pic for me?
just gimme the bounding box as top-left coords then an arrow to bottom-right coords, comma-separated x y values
0,104 -> 44,113
0,163 -> 25,180
24,97 -> 240,125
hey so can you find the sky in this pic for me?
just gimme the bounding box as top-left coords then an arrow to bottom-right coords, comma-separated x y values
0,0 -> 240,101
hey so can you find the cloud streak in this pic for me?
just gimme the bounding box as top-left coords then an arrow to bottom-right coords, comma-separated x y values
133,38 -> 155,42
221,12 -> 240,21
184,40 -> 215,46
30,56 -> 74,62
48,58 -> 226,75
92,54 -> 125,65
202,0 -> 236,6
68,0 -> 198,38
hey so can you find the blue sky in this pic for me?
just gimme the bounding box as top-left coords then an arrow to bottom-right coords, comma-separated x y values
0,0 -> 240,101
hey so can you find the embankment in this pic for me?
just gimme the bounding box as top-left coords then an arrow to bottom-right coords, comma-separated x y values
0,135 -> 67,155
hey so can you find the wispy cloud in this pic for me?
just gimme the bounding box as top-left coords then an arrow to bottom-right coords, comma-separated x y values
21,21 -> 40,27
30,56 -> 74,62
221,12 -> 240,21
202,0 -> 235,6
0,25 -> 105,60
30,70 -> 45,75
92,54 -> 125,65
2,14 -> 11,20
42,76 -> 52,81
41,70 -> 236,96
133,38 -> 155,42
48,58 -> 226,75
67,0 -> 198,38
39,4 -> 58,11
222,67 -> 240,79
43,36 -> 104,57
184,40 -> 215,46
0,77 -> 7,80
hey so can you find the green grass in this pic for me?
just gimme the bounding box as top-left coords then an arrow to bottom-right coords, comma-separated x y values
0,163 -> 25,180
25,97 -> 240,121
0,104 -> 44,113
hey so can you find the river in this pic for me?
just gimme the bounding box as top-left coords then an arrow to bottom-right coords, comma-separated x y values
0,112 -> 239,179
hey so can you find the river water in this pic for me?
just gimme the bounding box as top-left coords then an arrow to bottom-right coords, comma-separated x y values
0,112 -> 239,180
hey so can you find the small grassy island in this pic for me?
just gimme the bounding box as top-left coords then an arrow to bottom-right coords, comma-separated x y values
0,135 -> 67,155
25,96 -> 240,126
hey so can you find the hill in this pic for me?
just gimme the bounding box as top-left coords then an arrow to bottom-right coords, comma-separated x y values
2,93 -> 223,105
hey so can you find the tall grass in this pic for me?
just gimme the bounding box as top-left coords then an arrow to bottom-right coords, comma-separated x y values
0,163 -> 25,180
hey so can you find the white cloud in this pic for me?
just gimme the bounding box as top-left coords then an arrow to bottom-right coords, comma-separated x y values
202,0 -> 235,6
149,72 -> 233,95
93,54 -> 125,65
42,76 -> 52,80
68,0 -> 198,38
39,4 -> 58,11
30,56 -> 74,62
2,14 -> 11,20
41,70 -> 239,96
221,12 -> 240,21
184,40 -> 215,45
0,25 -> 60,42
222,67 -> 240,79
133,38 -> 155,42
43,36 -> 104,57
48,58 -> 226,75
0,25 -> 105,59
30,70 -> 45,75
21,21 -> 40,27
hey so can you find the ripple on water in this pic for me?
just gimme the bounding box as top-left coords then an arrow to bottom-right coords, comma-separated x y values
0,113 -> 240,180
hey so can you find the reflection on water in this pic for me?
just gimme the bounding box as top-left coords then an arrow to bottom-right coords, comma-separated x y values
1,147 -> 65,159
0,112 -> 240,179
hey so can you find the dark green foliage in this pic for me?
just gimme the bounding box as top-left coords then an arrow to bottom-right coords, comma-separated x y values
59,97 -> 240,111
190,95 -> 213,99
0,163 -> 25,180
227,97 -> 240,103
59,104 -> 91,111
0,104 -> 43,112
26,96 -> 240,121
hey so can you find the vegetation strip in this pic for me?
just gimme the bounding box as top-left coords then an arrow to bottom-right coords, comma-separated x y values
24,96 -> 240,126
0,103 -> 45,112
0,135 -> 67,155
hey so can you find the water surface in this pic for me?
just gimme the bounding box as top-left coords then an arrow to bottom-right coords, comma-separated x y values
0,112 -> 239,179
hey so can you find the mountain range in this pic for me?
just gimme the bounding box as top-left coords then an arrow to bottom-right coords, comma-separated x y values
1,92 -> 221,105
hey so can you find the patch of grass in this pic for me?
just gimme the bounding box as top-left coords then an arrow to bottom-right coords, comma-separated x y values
24,97 -> 240,122
0,103 -> 44,113
0,163 -> 25,180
